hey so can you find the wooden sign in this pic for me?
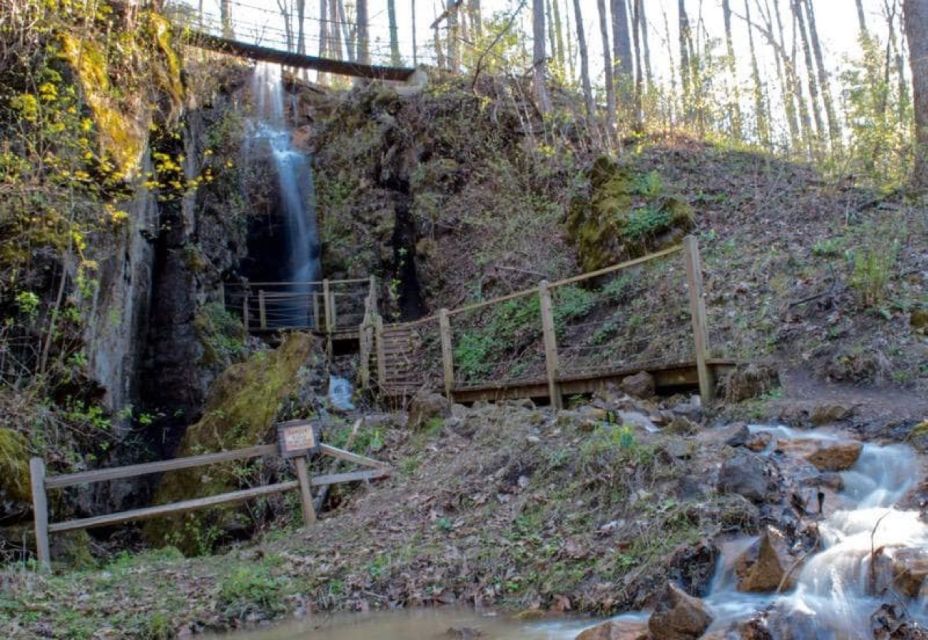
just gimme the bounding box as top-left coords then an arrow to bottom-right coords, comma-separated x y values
277,420 -> 319,458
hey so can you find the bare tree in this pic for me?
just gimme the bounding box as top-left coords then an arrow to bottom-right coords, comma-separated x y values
630,0 -> 643,128
744,0 -> 769,145
533,0 -> 551,112
449,0 -> 460,71
389,0 -> 401,65
722,0 -> 743,138
471,0 -> 483,38
792,0 -> 824,146
802,0 -> 841,146
637,0 -> 653,87
221,0 -> 234,38
565,0 -> 577,80
678,0 -> 693,121
573,0 -> 594,118
296,0 -> 306,55
412,0 -> 418,65
356,0 -> 369,63
552,0 -> 566,71
277,0 -> 294,51
597,0 -> 617,130
329,0 -> 343,59
856,0 -> 869,35
904,0 -> 928,187
611,0 -> 633,99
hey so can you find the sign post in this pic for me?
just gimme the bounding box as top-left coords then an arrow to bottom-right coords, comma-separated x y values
277,420 -> 320,526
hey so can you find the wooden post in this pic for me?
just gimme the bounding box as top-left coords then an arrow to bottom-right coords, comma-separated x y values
329,290 -> 338,330
312,293 -> 321,331
29,458 -> 50,571
258,290 -> 267,330
538,281 -> 563,409
375,314 -> 387,390
242,292 -> 250,331
293,455 -> 317,526
683,235 -> 714,405
368,275 -> 378,316
322,279 -> 332,358
438,308 -> 454,401
219,282 -> 226,308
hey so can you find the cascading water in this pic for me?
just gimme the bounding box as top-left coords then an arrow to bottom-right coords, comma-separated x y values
249,62 -> 321,327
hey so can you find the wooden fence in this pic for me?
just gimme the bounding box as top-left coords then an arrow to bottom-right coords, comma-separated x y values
366,236 -> 715,407
29,421 -> 390,570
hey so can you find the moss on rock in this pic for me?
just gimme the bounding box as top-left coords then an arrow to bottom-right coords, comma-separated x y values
567,157 -> 694,271
0,429 -> 31,504
144,333 -> 314,553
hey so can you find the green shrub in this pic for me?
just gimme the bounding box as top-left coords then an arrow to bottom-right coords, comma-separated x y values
218,565 -> 285,616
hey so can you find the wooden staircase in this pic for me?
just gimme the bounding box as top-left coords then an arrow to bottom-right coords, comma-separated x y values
377,325 -> 424,397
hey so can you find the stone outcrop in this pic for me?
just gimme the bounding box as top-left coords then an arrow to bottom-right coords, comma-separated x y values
735,527 -> 798,592
776,438 -> 862,471
647,582 -> 713,640
621,372 -> 656,399
408,389 -> 452,429
717,450 -> 772,503
576,619 -> 649,640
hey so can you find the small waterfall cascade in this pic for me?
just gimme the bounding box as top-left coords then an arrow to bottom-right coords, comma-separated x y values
248,62 -> 321,326
701,426 -> 928,636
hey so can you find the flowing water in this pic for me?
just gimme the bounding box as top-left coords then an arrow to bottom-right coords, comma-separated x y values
249,62 -> 321,327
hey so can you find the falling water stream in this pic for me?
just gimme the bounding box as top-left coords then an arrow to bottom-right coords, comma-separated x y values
213,424 -> 926,639
249,62 -> 321,327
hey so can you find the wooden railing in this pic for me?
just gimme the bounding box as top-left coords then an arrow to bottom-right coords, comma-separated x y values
29,420 -> 390,570
370,236 -> 715,407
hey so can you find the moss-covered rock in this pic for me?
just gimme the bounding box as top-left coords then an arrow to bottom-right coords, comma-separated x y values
567,157 -> 694,271
0,429 -> 31,509
144,333 -> 314,553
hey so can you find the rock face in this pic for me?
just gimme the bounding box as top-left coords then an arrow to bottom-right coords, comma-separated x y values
809,403 -> 855,425
777,438 -> 862,471
718,450 -> 771,502
735,527 -> 797,592
408,389 -> 452,429
576,619 -> 649,640
621,372 -> 656,399
648,582 -> 713,640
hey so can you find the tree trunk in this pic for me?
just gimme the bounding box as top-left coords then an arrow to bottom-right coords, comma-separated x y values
356,0 -> 369,63
565,0 -> 577,81
388,0 -> 401,65
329,0 -> 343,59
572,0 -> 595,119
296,0 -> 306,55
471,0 -> 483,38
904,0 -> 928,187
412,0 -> 418,65
221,0 -> 234,38
856,0 -> 869,35
678,0 -> 693,122
597,0 -> 617,131
552,0 -> 566,71
630,0 -> 643,128
745,0 -> 769,146
546,0 -> 558,67
449,0 -> 460,72
337,0 -> 355,61
611,0 -> 633,100
278,0 -> 294,51
722,0 -> 743,139
533,0 -> 552,113
803,0 -> 841,146
637,0 -> 653,87
793,0 -> 824,146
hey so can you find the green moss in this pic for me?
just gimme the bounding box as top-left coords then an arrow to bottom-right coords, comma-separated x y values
194,302 -> 247,368
144,334 -> 314,553
567,157 -> 694,271
0,429 -> 31,503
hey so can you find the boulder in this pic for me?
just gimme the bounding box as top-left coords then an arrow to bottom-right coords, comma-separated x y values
408,389 -> 452,430
724,423 -> 751,447
576,619 -> 649,640
718,450 -> 771,503
776,438 -> 862,471
734,527 -> 798,592
621,372 -> 656,399
647,582 -> 713,640
722,364 -> 779,402
745,431 -> 772,452
871,603 -> 928,640
809,403 -> 855,425
889,549 -> 928,597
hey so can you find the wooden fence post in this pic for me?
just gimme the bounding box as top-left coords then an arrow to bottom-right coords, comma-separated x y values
242,292 -> 250,332
683,235 -> 714,405
219,282 -> 226,308
368,275 -> 378,316
322,279 -> 332,358
312,293 -> 321,331
438,308 -> 454,401
538,281 -> 563,410
258,290 -> 267,330
375,314 -> 387,391
293,455 -> 317,526
29,458 -> 50,571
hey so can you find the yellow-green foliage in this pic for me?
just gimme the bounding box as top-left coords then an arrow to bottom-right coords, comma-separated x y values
0,428 -> 31,503
144,334 -> 314,553
568,157 -> 694,271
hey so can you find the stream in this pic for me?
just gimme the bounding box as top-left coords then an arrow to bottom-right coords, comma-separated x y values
213,424 -> 926,639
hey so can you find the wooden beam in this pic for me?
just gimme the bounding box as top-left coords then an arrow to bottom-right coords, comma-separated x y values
294,456 -> 317,525
375,315 -> 387,390
258,290 -> 267,330
48,481 -> 300,533
319,443 -> 389,469
45,445 -> 278,489
683,235 -> 714,405
310,468 -> 391,486
181,31 -> 416,81
538,281 -> 563,409
438,309 -> 455,401
29,458 -> 50,571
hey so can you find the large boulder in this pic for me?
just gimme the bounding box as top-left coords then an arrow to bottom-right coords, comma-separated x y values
408,389 -> 452,429
717,450 -> 772,503
621,372 -> 656,399
648,582 -> 713,640
576,619 -> 649,640
0,429 -> 31,523
776,438 -> 862,471
735,527 -> 799,592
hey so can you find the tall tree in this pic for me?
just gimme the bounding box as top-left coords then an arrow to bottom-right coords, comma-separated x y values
546,0 -> 558,66
329,0 -> 343,59
533,0 -> 552,112
221,0 -> 234,38
471,0 -> 483,38
357,0 -> 369,63
597,0 -> 617,130
449,1 -> 460,71
388,0 -> 401,65
565,0 -> 577,81
793,0 -> 825,145
678,0 -> 693,121
856,0 -> 869,35
572,0 -> 595,118
802,0 -> 841,146
637,0 -> 653,87
412,0 -> 418,65
611,0 -> 633,98
297,0 -> 306,55
744,0 -> 770,146
904,0 -> 928,187
722,0 -> 743,139
630,0 -> 643,127
552,0 -> 566,71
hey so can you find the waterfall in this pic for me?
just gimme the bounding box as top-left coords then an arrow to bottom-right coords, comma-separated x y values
249,62 -> 321,327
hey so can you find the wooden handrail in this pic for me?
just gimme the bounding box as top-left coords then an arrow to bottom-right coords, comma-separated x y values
223,278 -> 370,287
